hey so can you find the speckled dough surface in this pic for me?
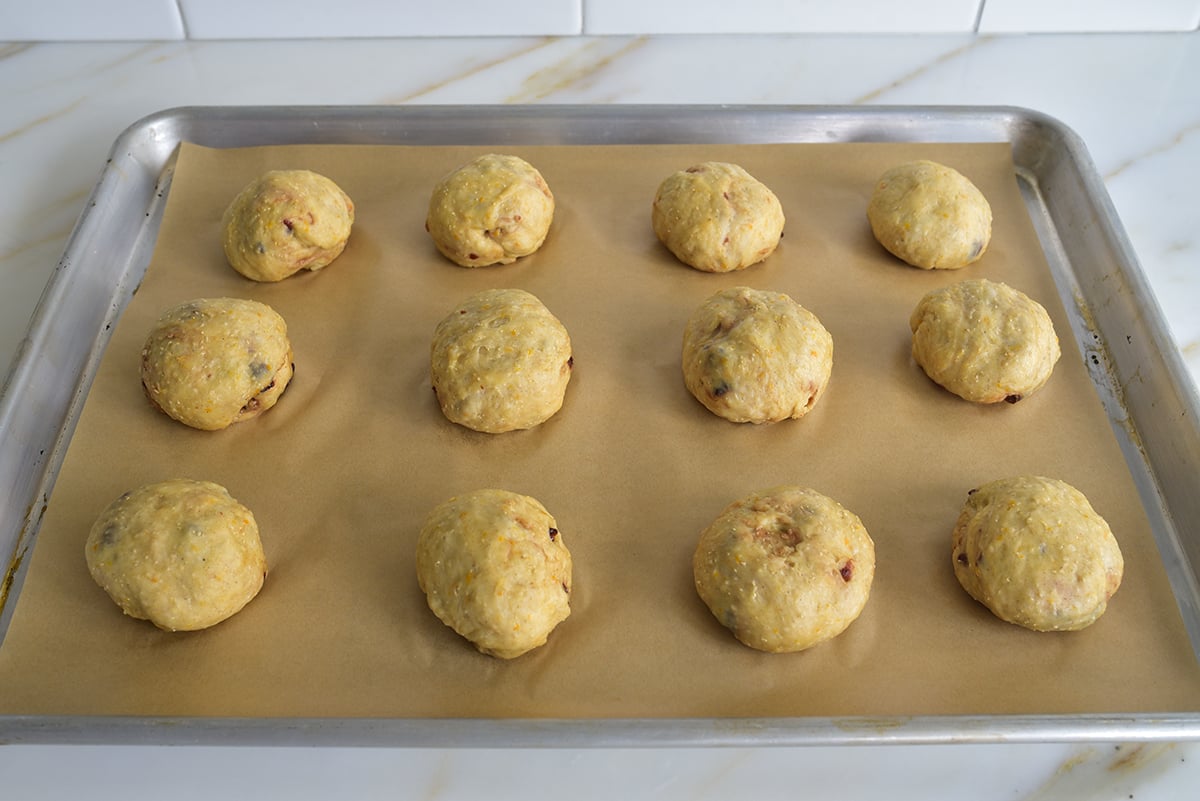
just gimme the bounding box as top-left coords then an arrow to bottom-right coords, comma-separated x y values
952,476 -> 1124,632
425,153 -> 555,267
221,169 -> 354,282
416,489 -> 573,659
867,160 -> 992,270
693,486 -> 876,653
430,288 -> 573,433
141,297 -> 294,431
85,479 -> 268,632
910,278 -> 1060,404
651,161 -> 785,272
681,286 -> 833,423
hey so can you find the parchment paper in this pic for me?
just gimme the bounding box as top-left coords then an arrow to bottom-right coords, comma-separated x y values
3,139 -> 1198,720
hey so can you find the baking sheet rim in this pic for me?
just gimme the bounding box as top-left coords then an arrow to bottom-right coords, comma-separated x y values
3,103 -> 1199,746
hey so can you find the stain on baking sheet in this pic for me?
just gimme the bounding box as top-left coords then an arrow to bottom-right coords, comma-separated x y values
0,496 -> 43,629
831,717 -> 909,736
0,546 -> 26,619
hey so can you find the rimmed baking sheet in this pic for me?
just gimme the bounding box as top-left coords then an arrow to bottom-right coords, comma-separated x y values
1,106 -> 1198,746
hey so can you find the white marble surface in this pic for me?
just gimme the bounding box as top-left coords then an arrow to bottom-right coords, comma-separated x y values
0,32 -> 1198,798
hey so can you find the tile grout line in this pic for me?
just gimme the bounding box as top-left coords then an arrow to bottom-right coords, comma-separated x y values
175,0 -> 190,40
972,0 -> 987,33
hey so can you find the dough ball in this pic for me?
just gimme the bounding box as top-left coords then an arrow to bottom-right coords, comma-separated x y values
867,160 -> 992,270
85,479 -> 267,631
430,288 -> 573,433
652,161 -> 785,272
693,486 -> 875,653
682,286 -> 833,423
952,476 -> 1124,631
222,169 -> 354,282
141,297 -> 294,431
425,153 -> 555,267
910,278 -> 1060,404
416,488 -> 573,659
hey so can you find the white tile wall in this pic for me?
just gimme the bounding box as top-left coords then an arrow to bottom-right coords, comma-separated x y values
583,0 -> 983,34
979,0 -> 1200,32
179,0 -> 582,39
0,0 -> 1196,41
0,0 -> 184,40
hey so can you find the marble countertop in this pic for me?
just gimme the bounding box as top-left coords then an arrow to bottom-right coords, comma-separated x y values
0,32 -> 1197,799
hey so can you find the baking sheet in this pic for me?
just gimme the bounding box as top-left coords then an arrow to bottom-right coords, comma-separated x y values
0,107 -> 1195,743
3,131 -> 1199,729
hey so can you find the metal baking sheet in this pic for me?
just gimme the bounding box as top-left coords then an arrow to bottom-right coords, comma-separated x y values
1,105 -> 1198,746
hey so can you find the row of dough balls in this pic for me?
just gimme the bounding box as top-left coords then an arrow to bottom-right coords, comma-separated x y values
694,475 -> 1124,654
84,477 -> 1123,658
137,278 -> 1060,434
217,155 -> 991,282
217,156 -> 553,281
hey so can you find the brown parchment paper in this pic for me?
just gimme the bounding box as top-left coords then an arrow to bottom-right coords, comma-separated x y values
3,139 -> 1199,721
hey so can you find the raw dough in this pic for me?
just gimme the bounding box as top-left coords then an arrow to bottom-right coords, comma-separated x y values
141,297 -> 294,431
425,153 -> 555,267
85,479 -> 267,632
910,278 -> 1060,404
416,488 -> 573,659
867,160 -> 992,270
681,286 -> 832,423
952,475 -> 1124,631
222,169 -> 354,282
430,288 -> 573,433
693,485 -> 875,653
652,161 -> 785,272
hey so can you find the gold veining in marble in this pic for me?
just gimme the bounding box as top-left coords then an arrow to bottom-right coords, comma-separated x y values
87,42 -> 166,75
0,44 -> 33,62
0,223 -> 75,266
507,37 -> 648,102
853,36 -> 992,104
1105,120 -> 1200,181
379,38 -> 556,104
1022,744 -> 1182,800
0,98 -> 84,146
0,183 -> 88,266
